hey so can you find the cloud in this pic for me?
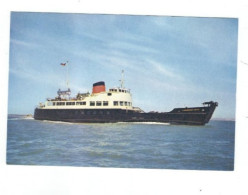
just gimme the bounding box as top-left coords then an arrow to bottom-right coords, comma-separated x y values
151,16 -> 174,30
9,66 -> 61,88
109,41 -> 158,54
146,59 -> 184,80
10,39 -> 40,48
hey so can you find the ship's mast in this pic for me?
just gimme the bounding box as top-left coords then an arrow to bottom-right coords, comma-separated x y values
66,60 -> 69,89
120,70 -> 125,88
60,60 -> 70,89
59,60 -> 71,99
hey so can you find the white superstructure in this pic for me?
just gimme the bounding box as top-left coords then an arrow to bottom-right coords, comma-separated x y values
40,87 -> 134,110
37,70 -> 144,113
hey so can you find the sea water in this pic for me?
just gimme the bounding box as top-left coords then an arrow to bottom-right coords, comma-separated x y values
6,115 -> 235,170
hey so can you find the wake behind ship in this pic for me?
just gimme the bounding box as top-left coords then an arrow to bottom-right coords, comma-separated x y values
34,72 -> 218,125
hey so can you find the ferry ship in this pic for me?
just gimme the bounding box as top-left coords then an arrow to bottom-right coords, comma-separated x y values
34,72 -> 218,125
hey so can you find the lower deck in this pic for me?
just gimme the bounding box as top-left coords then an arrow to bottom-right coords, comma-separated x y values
34,106 -> 216,125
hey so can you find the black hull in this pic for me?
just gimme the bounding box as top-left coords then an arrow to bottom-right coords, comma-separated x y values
34,102 -> 218,125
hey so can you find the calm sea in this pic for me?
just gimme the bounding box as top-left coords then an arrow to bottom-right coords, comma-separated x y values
6,115 -> 235,170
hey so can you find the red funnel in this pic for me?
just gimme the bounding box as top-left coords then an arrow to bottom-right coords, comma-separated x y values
92,81 -> 106,94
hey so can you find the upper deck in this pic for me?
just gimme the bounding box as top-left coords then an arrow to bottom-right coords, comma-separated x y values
109,87 -> 130,94
38,86 -> 134,110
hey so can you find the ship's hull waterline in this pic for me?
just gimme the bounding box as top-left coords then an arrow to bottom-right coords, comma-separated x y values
34,102 -> 218,125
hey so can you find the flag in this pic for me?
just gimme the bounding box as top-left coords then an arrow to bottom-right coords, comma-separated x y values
60,63 -> 66,66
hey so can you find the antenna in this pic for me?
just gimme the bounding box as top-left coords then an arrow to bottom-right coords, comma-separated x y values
66,60 -> 69,89
120,70 -> 124,88
60,60 -> 70,89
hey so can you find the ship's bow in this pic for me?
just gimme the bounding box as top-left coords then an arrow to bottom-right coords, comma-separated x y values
203,101 -> 218,124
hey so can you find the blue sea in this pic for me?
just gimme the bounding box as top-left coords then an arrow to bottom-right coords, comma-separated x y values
6,115 -> 235,170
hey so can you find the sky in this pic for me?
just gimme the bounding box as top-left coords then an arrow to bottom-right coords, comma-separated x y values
8,12 -> 238,119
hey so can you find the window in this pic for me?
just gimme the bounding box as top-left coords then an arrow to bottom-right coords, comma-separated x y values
96,101 -> 102,106
47,101 -> 53,106
125,101 -> 128,106
114,101 -> 118,106
53,102 -> 56,106
120,101 -> 124,106
90,101 -> 95,106
66,102 -> 75,105
103,101 -> 108,106
57,102 -> 65,106
76,101 -> 86,105
108,93 -> 112,96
